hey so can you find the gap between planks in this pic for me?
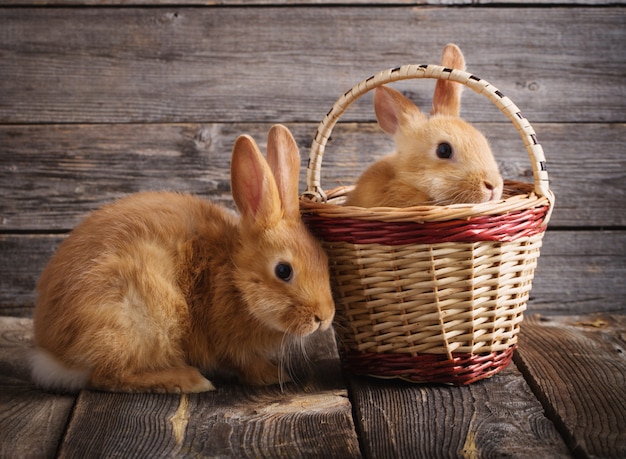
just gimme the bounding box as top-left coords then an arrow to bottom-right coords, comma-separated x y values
515,313 -> 626,459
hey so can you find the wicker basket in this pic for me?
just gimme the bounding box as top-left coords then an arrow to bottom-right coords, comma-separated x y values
300,64 -> 555,385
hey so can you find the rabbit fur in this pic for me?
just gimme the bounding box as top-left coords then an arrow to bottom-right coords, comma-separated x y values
31,125 -> 335,393
345,44 -> 503,208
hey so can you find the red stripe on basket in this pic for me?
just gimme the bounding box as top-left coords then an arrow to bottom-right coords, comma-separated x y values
303,207 -> 548,245
341,347 -> 515,385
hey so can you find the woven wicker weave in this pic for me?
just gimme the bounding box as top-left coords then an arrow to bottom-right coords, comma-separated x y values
300,64 -> 555,385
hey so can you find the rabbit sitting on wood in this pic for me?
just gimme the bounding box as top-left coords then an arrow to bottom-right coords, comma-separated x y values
31,125 -> 335,393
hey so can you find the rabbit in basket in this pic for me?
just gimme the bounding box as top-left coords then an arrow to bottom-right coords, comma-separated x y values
345,44 -> 503,208
31,124 -> 335,393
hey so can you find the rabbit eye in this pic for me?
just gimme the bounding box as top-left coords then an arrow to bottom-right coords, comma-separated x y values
274,262 -> 294,282
436,142 -> 453,159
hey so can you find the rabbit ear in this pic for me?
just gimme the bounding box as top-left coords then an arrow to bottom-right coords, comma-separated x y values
431,43 -> 466,117
266,124 -> 301,220
374,85 -> 425,135
230,134 -> 282,226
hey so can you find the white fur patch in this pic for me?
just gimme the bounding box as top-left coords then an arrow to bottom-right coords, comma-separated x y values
30,348 -> 90,392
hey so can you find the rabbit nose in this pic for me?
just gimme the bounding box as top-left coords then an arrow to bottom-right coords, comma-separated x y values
483,181 -> 502,202
315,314 -> 334,332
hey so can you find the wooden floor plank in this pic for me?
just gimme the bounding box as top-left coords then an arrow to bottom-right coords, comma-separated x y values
57,391 -> 185,458
348,364 -> 572,458
0,317 -> 76,459
515,314 -> 626,459
0,7 -> 623,124
175,383 -> 359,457
58,329 -> 362,458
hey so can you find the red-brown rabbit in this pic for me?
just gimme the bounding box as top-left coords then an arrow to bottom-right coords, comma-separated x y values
32,125 -> 335,393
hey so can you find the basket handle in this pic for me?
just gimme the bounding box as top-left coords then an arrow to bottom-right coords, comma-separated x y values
303,64 -> 555,220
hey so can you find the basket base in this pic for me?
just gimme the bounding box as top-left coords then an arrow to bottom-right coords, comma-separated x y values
340,346 -> 515,386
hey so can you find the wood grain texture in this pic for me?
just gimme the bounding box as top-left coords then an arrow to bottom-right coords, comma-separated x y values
58,391 -> 185,458
515,314 -> 626,459
0,234 -> 65,317
58,329 -> 362,458
349,364 -> 572,459
529,230 -> 626,315
0,316 -> 76,459
2,1 -> 620,5
1,122 -> 624,231
0,7 -> 624,124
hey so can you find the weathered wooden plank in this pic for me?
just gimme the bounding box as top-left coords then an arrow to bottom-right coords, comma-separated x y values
1,122 -> 624,231
348,364 -> 572,458
0,7 -> 623,124
530,230 -> 626,315
515,314 -> 626,459
1,231 -> 624,317
58,329 -> 362,458
0,123 -> 238,232
57,391 -> 185,457
2,1 -> 621,6
0,316 -> 76,459
0,234 -> 64,317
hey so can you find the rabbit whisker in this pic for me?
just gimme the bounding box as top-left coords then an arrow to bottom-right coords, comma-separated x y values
277,324 -> 315,391
278,326 -> 297,391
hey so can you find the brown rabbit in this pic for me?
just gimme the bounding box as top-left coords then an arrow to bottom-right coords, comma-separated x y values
345,44 -> 503,208
31,125 -> 335,393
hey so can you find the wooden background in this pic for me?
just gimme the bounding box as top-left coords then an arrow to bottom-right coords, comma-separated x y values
0,1 -> 625,458
1,3 -> 625,317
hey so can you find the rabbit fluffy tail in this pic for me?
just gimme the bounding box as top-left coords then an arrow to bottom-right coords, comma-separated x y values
30,348 -> 90,393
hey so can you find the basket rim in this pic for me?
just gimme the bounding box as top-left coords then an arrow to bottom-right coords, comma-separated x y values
302,63 -> 555,224
301,180 -> 549,224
